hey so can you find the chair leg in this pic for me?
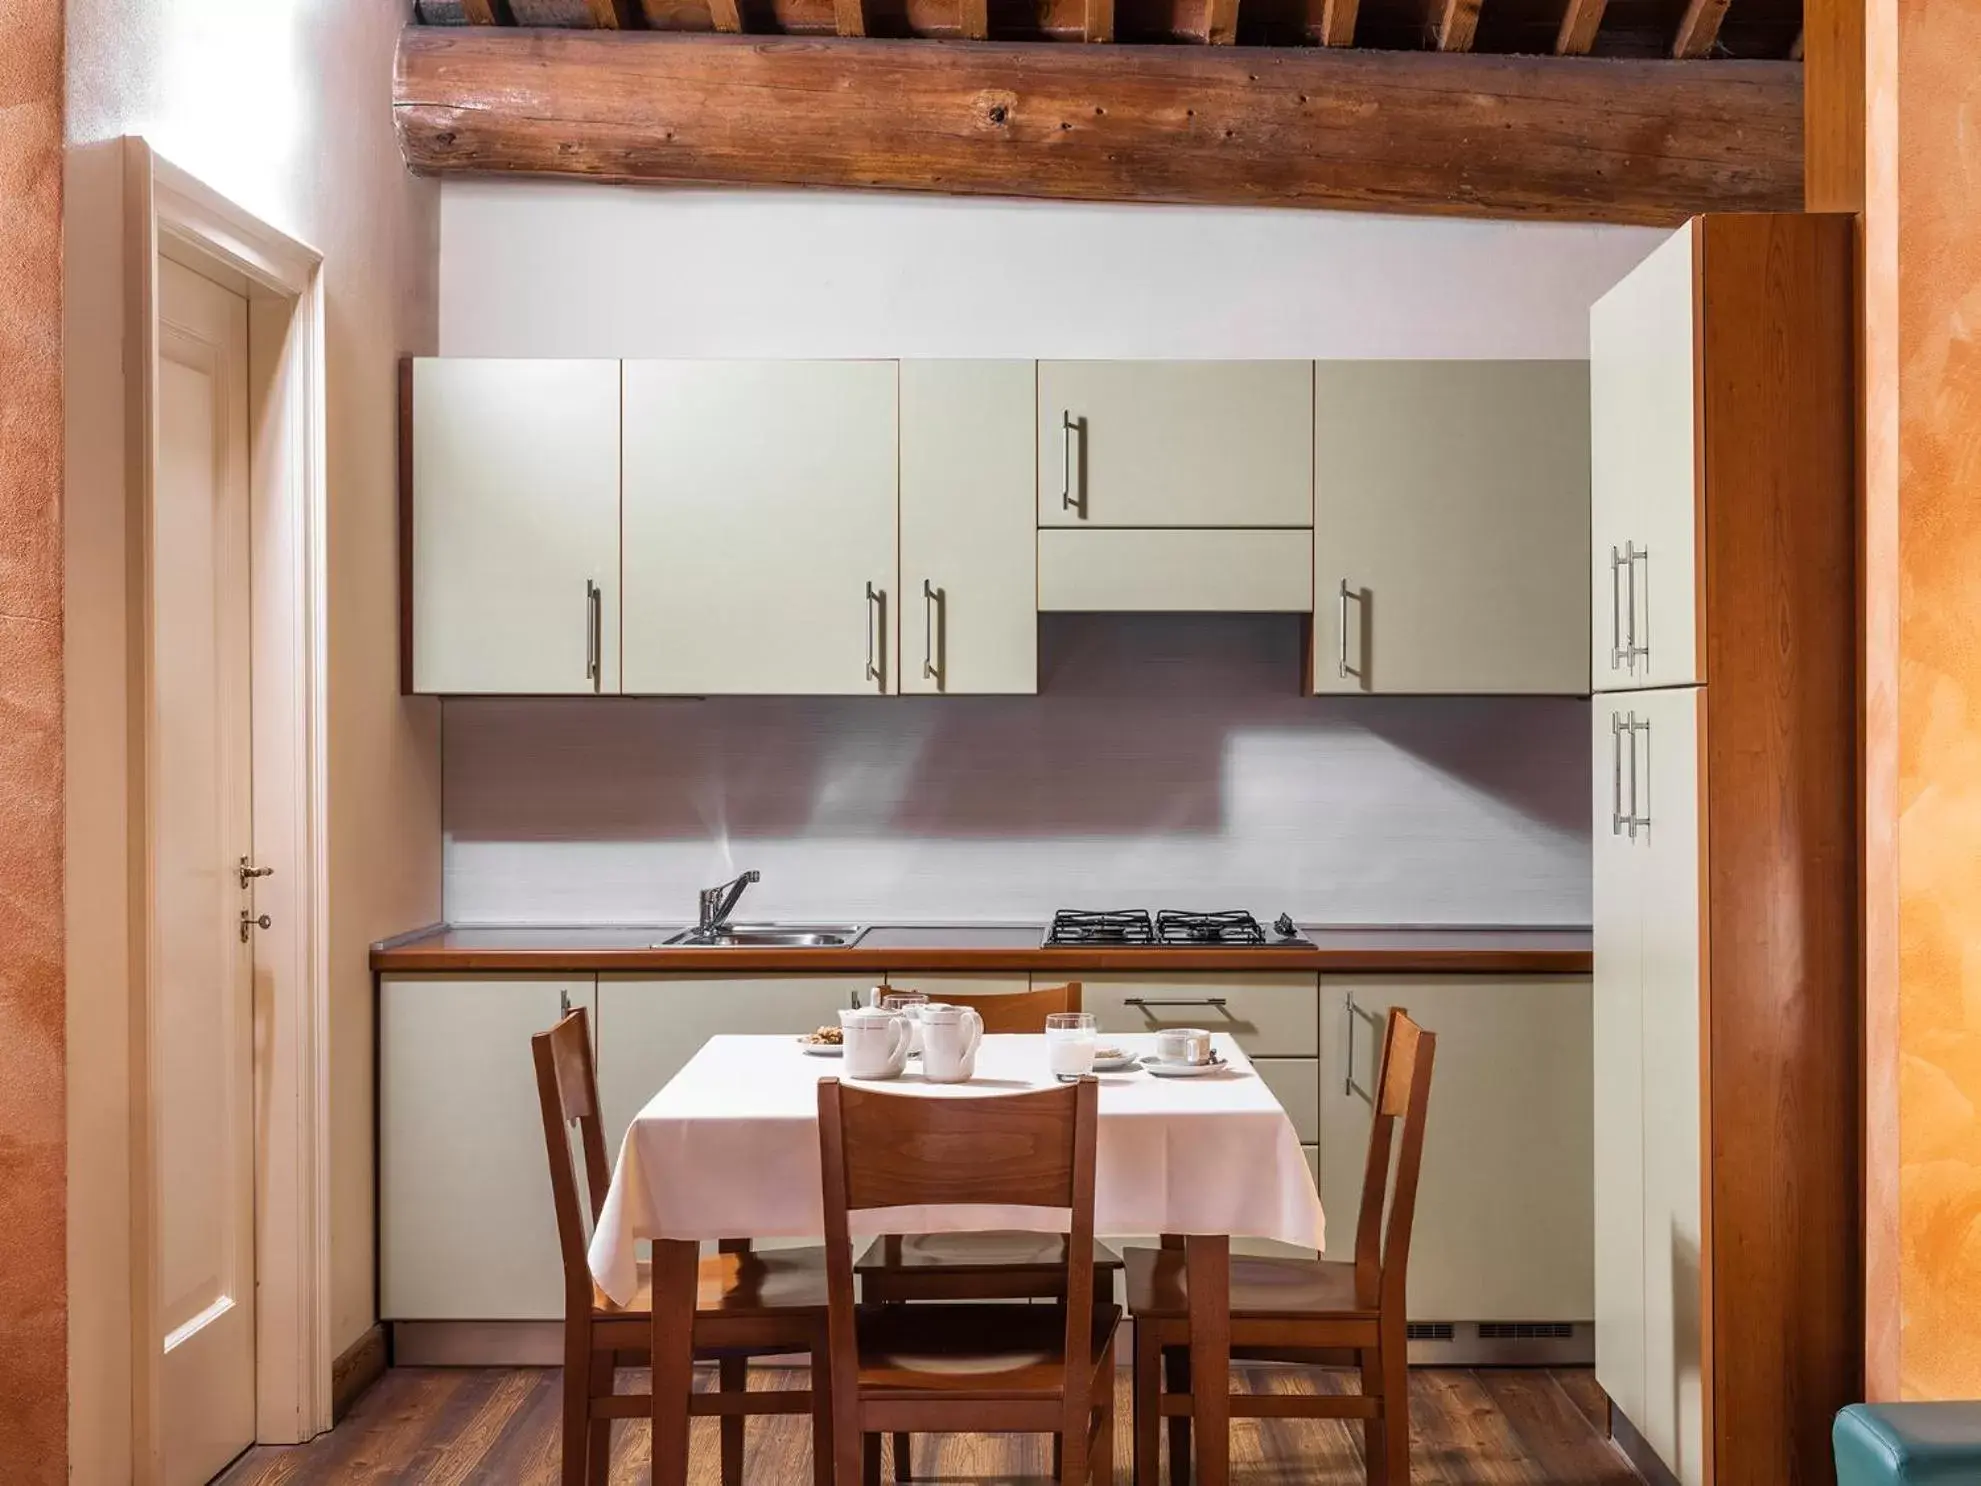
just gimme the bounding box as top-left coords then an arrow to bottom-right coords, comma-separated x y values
587,1349 -> 618,1486
1093,1352 -> 1116,1484
720,1356 -> 747,1486
1359,1348 -> 1387,1486
1060,1422 -> 1089,1486
863,1432 -> 882,1486
1053,1434 -> 1063,1479
891,1433 -> 911,1481
560,1329 -> 592,1486
1133,1325 -> 1160,1486
810,1336 -> 834,1486
1163,1347 -> 1192,1486
1381,1331 -> 1411,1485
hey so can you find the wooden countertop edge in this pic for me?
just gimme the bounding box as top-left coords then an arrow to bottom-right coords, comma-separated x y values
369,945 -> 1593,975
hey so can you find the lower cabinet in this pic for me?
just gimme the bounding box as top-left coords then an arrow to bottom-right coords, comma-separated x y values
379,973 -> 596,1322
1317,976 -> 1594,1324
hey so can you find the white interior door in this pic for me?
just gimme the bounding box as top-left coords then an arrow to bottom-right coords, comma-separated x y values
154,256 -> 257,1485
621,360 -> 899,694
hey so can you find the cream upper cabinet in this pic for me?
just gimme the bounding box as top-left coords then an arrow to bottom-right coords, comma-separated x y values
899,362 -> 1038,695
1319,976 -> 1595,1324
1591,225 -> 1700,693
621,360 -> 899,695
1038,361 -> 1314,528
409,358 -> 622,695
1312,361 -> 1591,695
379,974 -> 597,1320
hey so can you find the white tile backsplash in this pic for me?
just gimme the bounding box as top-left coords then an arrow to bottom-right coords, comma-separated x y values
442,616 -> 1591,927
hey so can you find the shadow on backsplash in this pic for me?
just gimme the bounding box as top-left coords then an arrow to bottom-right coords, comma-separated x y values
442,615 -> 1591,925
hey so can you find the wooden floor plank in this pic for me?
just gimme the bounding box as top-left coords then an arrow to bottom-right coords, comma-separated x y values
219,1364 -> 1637,1484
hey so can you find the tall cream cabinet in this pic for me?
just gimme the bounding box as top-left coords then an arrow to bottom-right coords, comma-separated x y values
1589,225 -> 1700,692
379,974 -> 596,1321
1586,214 -> 1858,1486
622,360 -> 900,695
1037,360 -> 1313,527
406,359 -> 622,695
899,362 -> 1039,694
1319,977 -> 1594,1330
1311,361 -> 1590,695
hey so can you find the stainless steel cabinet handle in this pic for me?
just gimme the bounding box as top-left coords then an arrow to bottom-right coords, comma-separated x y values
865,583 -> 886,691
1060,412 -> 1081,515
1123,997 -> 1230,1010
1609,546 -> 1625,671
1335,580 -> 1364,681
1610,713 -> 1625,836
1620,543 -> 1649,674
585,580 -> 602,693
922,579 -> 943,687
1622,711 -> 1651,838
559,989 -> 572,1015
1344,992 -> 1381,1103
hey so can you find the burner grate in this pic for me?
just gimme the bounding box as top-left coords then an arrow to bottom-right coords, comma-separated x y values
1156,909 -> 1268,946
1044,909 -> 1157,946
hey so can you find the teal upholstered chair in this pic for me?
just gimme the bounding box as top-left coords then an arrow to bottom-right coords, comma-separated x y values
1836,1403 -> 1981,1484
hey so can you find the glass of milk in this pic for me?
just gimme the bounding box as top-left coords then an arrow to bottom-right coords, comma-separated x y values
1044,1012 -> 1097,1081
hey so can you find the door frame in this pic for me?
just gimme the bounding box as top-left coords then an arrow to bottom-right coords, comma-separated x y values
125,138 -> 333,1464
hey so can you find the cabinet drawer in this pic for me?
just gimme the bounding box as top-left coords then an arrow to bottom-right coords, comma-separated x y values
1082,973 -> 1318,1057
884,972 -> 1031,998
1038,529 -> 1313,613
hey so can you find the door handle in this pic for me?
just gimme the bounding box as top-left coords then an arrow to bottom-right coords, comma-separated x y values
585,580 -> 602,693
1608,546 -> 1625,672
1343,992 -> 1381,1103
921,579 -> 943,688
1336,580 -> 1364,682
865,583 -> 886,691
238,855 -> 274,890
1610,712 -> 1625,837
1060,412 -> 1083,516
1622,711 -> 1651,839
1621,543 -> 1649,674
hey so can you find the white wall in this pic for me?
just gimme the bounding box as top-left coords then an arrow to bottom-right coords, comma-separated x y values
447,618 -> 1591,928
64,1 -> 441,1468
438,181 -> 1647,931
441,180 -> 1661,359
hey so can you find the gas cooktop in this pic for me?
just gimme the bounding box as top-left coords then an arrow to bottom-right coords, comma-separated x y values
1042,909 -> 1312,949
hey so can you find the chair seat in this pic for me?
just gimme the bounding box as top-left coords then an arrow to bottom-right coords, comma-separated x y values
593,1246 -> 830,1319
1124,1246 -> 1379,1321
857,1231 -> 1126,1276
856,1301 -> 1122,1399
1835,1403 -> 1981,1485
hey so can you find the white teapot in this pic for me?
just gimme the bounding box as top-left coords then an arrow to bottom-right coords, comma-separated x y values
919,1003 -> 984,1083
839,1006 -> 912,1080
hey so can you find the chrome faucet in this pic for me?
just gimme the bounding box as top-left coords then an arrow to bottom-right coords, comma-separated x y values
697,870 -> 760,937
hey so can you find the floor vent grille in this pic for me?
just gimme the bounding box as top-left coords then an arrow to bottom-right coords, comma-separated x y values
1478,1322 -> 1577,1342
1406,1322 -> 1458,1341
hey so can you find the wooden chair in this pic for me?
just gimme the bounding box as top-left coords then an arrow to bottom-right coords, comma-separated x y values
1124,1008 -> 1437,1486
855,982 -> 1125,1479
532,1007 -> 833,1486
818,1075 -> 1120,1486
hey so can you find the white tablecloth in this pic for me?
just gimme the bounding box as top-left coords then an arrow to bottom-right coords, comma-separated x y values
590,1032 -> 1325,1307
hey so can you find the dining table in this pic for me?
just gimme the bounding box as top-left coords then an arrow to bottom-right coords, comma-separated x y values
590,1031 -> 1327,1486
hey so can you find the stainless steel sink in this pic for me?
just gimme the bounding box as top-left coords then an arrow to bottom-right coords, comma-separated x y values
655,924 -> 868,949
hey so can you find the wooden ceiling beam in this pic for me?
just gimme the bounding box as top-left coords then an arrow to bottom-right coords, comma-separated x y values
1555,0 -> 1607,53
394,29 -> 1804,224
1671,0 -> 1730,56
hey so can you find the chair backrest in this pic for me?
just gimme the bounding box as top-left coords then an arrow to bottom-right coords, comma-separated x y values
1350,1008 -> 1437,1313
926,980 -> 1083,1033
531,1007 -> 614,1313
817,1077 -> 1100,1433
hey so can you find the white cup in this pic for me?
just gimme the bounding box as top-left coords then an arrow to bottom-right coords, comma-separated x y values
919,1003 -> 984,1083
840,1007 -> 912,1080
1155,1028 -> 1214,1066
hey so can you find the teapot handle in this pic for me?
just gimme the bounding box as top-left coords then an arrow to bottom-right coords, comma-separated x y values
964,1007 -> 984,1056
889,1014 -> 914,1063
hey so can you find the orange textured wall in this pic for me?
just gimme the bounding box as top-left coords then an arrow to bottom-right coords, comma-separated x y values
0,0 -> 67,1479
1893,0 -> 1981,1401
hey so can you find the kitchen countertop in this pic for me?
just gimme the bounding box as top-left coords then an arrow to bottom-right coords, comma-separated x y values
370,923 -> 1592,975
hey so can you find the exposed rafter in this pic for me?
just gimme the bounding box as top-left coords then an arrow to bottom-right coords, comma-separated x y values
1083,0 -> 1115,41
1672,0 -> 1731,57
1202,0 -> 1241,43
395,29 -> 1804,225
1433,0 -> 1481,50
1555,0 -> 1608,54
1319,0 -> 1360,44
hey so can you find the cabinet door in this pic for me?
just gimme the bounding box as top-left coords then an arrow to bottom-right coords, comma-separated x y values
1038,361 -> 1313,528
1630,685 -> 1705,1483
1592,703 -> 1648,1428
594,975 -> 874,1165
410,359 -> 621,695
1591,225 -> 1700,693
622,360 -> 899,695
379,974 -> 596,1320
1312,361 -> 1590,695
900,362 -> 1037,695
1318,976 -> 1595,1323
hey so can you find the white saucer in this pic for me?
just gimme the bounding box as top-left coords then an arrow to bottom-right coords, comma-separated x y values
1140,1054 -> 1237,1078
1091,1051 -> 1140,1072
798,1041 -> 843,1057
